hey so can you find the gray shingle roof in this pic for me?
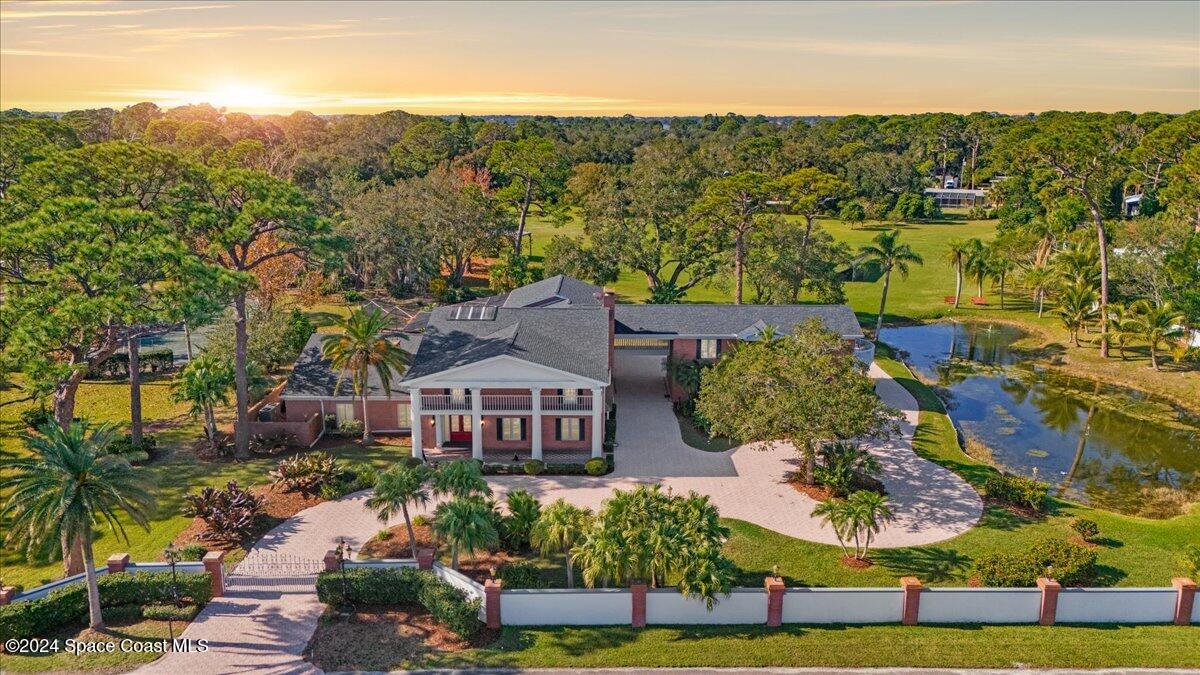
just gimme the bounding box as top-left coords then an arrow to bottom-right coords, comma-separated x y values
613,304 -> 863,339
401,305 -> 610,384
281,332 -> 422,398
502,275 -> 603,308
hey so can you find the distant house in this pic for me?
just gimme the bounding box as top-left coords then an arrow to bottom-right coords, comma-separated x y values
253,276 -> 868,463
1124,193 -> 1143,218
923,188 -> 988,209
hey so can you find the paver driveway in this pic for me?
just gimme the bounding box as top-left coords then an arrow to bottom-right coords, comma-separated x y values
140,355 -> 981,674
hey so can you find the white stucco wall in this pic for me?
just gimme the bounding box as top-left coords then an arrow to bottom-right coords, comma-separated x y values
645,589 -> 765,625
781,588 -> 902,624
1055,588 -> 1178,624
918,588 -> 1041,624
500,589 -> 630,625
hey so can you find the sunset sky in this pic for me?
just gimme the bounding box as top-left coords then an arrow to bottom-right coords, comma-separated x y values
1,0 -> 1197,116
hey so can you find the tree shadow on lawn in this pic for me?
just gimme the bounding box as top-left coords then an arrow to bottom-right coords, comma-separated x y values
534,626 -> 639,657
871,546 -> 971,583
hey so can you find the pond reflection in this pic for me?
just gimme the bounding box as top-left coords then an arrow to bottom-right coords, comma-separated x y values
881,322 -> 1200,518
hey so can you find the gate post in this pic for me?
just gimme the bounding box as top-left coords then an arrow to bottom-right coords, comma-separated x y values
203,550 -> 226,598
630,582 -> 647,628
900,577 -> 922,625
0,587 -> 16,606
1173,577 -> 1196,626
484,578 -> 502,629
106,553 -> 130,574
324,550 -> 340,572
416,548 -> 435,570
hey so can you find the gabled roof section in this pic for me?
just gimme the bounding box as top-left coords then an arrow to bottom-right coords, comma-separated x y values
613,304 -> 864,339
401,304 -> 610,384
502,275 -> 604,308
282,332 -> 421,398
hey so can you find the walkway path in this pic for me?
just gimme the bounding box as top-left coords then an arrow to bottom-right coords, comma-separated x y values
139,357 -> 981,674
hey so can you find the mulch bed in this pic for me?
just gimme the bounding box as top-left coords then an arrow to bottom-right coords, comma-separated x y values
358,523 -> 439,559
170,484 -> 324,556
307,606 -> 495,672
839,555 -> 874,570
1068,534 -> 1100,549
790,480 -> 835,502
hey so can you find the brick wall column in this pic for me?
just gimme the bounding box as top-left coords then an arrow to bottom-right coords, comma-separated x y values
765,576 -> 785,627
630,582 -> 647,628
1173,577 -> 1197,626
484,579 -> 502,629
900,576 -> 922,625
202,550 -> 226,598
324,550 -> 340,572
1036,577 -> 1061,626
106,553 -> 130,574
0,586 -> 16,606
416,548 -> 435,570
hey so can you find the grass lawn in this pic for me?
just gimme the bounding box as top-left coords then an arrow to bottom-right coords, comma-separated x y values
720,347 -> 1200,590
675,410 -> 736,452
1,617 -> 188,673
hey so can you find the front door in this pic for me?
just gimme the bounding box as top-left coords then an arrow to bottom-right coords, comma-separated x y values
447,415 -> 472,442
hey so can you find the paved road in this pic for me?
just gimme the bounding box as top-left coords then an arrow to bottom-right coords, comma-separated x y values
139,357 -> 982,674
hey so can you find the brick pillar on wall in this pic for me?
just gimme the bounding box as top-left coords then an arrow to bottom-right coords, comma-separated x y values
106,553 -> 130,574
900,577 -> 922,625
324,550 -> 340,572
416,548 -> 435,570
484,579 -> 502,629
630,582 -> 647,628
0,586 -> 16,606
202,550 -> 226,598
765,576 -> 785,627
1173,577 -> 1197,626
1036,577 -> 1061,626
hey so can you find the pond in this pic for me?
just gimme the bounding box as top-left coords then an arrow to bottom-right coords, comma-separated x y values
880,322 -> 1200,518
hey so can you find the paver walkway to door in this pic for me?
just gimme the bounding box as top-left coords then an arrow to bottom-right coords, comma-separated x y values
140,356 -> 981,674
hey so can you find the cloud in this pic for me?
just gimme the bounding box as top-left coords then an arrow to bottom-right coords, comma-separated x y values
0,2 -> 232,20
1,47 -> 129,60
268,30 -> 426,42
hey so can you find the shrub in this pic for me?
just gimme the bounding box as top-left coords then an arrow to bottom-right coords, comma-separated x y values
283,308 -> 316,355
20,405 -> 53,430
323,413 -> 339,430
251,430 -> 296,456
983,473 -> 1049,512
376,529 -> 393,541
814,442 -> 882,497
1069,517 -> 1099,542
271,453 -> 339,494
335,419 -> 365,438
412,514 -> 431,527
101,604 -> 142,623
0,571 -> 212,640
585,457 -> 607,476
1181,544 -> 1200,579
523,459 -> 545,475
142,603 -> 200,621
182,481 -> 264,543
972,538 -> 1097,587
315,567 -> 480,639
178,544 -> 207,561
107,434 -> 158,463
498,562 -> 544,589
417,576 -> 481,639
344,289 -> 365,302
967,205 -> 991,220
501,489 -> 542,550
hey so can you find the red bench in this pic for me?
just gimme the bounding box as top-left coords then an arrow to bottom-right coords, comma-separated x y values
971,296 -> 988,306
944,296 -> 957,305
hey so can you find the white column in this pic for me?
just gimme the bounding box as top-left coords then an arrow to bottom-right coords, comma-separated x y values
590,387 -> 603,458
531,387 -> 543,461
409,389 -> 424,461
471,388 -> 483,460
434,414 -> 445,447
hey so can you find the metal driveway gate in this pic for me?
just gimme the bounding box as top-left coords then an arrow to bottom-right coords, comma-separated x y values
226,553 -> 325,591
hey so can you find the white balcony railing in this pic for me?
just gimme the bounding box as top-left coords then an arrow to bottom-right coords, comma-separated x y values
482,395 -> 532,411
420,395 -> 471,412
541,395 -> 593,411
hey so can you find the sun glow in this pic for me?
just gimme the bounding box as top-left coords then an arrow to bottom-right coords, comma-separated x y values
206,82 -> 288,111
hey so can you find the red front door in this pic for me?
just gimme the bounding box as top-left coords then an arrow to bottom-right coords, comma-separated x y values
448,415 -> 472,442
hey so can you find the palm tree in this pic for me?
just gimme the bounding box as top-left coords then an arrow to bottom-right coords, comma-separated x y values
366,463 -> 430,559
811,498 -> 853,558
1132,300 -> 1185,371
432,497 -> 499,569
846,490 -> 895,560
1,422 -> 155,629
857,230 -> 924,336
171,354 -> 234,451
531,499 -> 593,588
431,459 -> 491,499
963,238 -> 990,299
1056,279 -> 1099,347
986,248 -> 1015,309
321,308 -> 409,443
1022,266 -> 1057,318
944,238 -> 973,308
1102,304 -> 1138,360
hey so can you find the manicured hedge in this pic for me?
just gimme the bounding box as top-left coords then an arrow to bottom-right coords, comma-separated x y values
0,571 -> 212,640
316,567 -> 481,638
983,473 -> 1050,512
972,538 -> 1097,587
